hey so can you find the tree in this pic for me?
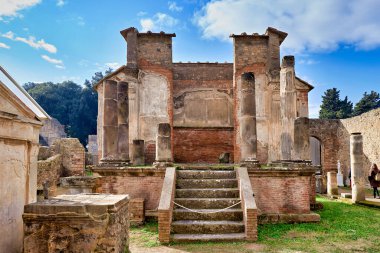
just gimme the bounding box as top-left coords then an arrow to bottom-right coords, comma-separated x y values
319,88 -> 353,119
352,91 -> 380,116
24,69 -> 112,146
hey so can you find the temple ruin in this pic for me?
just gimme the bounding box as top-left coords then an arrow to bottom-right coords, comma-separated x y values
93,27 -> 319,242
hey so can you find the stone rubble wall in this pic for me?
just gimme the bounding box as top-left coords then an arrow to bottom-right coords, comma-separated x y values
37,154 -> 62,196
50,138 -> 85,176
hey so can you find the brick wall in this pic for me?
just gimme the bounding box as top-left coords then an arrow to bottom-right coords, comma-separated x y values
249,173 -> 312,214
129,198 -> 145,225
173,127 -> 234,163
94,168 -> 165,210
50,138 -> 85,176
145,141 -> 156,164
172,63 -> 233,95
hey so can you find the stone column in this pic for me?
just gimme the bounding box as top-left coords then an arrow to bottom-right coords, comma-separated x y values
117,81 -> 130,163
280,56 -> 297,160
239,73 -> 258,164
101,80 -> 118,162
350,133 -> 365,203
155,123 -> 172,163
132,139 -> 145,165
293,117 -> 310,160
327,171 -> 338,196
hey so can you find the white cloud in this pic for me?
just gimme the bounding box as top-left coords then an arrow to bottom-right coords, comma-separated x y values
194,0 -> 380,53
77,16 -> 85,26
1,31 -> 57,53
56,0 -> 65,7
0,0 -> 40,18
140,12 -> 178,32
299,59 -> 319,65
0,42 -> 10,49
41,54 -> 64,69
168,1 -> 183,12
137,11 -> 147,17
105,62 -> 121,70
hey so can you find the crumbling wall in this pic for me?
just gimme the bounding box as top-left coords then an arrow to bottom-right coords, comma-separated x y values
37,154 -> 62,196
310,108 -> 380,182
50,138 -> 85,176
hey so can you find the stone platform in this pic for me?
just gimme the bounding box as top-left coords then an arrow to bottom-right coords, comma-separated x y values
23,193 -> 129,253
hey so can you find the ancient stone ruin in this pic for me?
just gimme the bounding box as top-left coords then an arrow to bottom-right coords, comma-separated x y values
93,27 -> 320,242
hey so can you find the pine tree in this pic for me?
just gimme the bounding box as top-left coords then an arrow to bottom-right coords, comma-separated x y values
352,91 -> 380,116
319,88 -> 353,119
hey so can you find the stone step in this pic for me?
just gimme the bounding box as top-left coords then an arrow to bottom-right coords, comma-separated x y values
171,220 -> 245,234
171,233 -> 246,242
177,170 -> 236,179
176,188 -> 240,198
173,208 -> 243,221
177,165 -> 235,170
176,179 -> 238,189
174,198 -> 241,209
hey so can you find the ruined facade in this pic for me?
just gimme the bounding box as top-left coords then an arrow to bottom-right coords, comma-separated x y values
95,27 -> 313,165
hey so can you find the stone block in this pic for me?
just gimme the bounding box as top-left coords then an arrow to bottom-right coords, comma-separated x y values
23,194 -> 129,253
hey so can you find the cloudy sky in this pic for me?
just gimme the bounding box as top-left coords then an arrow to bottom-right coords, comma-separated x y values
1,0 -> 380,118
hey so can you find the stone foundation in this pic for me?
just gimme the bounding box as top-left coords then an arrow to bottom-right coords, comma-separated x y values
23,194 -> 129,253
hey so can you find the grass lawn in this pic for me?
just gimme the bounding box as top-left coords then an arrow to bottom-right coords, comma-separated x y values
130,196 -> 380,253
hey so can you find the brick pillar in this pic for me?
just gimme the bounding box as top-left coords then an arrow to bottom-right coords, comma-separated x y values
293,117 -> 310,160
327,171 -> 338,196
117,81 -> 130,162
350,133 -> 365,203
132,139 -> 145,165
101,80 -> 118,162
238,73 -> 258,164
156,123 -> 172,163
280,56 -> 297,160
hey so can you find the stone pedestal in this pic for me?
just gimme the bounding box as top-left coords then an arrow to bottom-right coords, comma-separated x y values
315,175 -> 327,194
327,171 -> 338,196
337,160 -> 344,187
60,176 -> 99,194
132,139 -> 145,165
23,194 -> 129,253
155,123 -> 172,163
350,133 -> 365,203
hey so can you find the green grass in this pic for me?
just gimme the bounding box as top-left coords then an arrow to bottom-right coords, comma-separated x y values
130,197 -> 380,252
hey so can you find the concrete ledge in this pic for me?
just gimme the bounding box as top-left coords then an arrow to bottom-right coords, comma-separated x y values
258,213 -> 320,224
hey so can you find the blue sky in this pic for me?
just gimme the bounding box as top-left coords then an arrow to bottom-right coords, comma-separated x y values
1,0 -> 380,118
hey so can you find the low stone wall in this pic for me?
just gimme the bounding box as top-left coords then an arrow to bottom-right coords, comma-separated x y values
37,154 -> 62,196
93,167 -> 165,211
248,164 -> 320,224
23,194 -> 129,253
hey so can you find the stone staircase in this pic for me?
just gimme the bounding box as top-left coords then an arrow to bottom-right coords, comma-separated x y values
171,166 -> 245,242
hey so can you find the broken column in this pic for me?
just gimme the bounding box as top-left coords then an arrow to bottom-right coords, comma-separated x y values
239,73 -> 258,164
280,56 -> 297,160
350,133 -> 365,203
293,117 -> 310,160
117,81 -> 130,163
132,139 -> 145,165
327,171 -> 338,196
101,80 -> 118,162
155,123 -> 172,164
